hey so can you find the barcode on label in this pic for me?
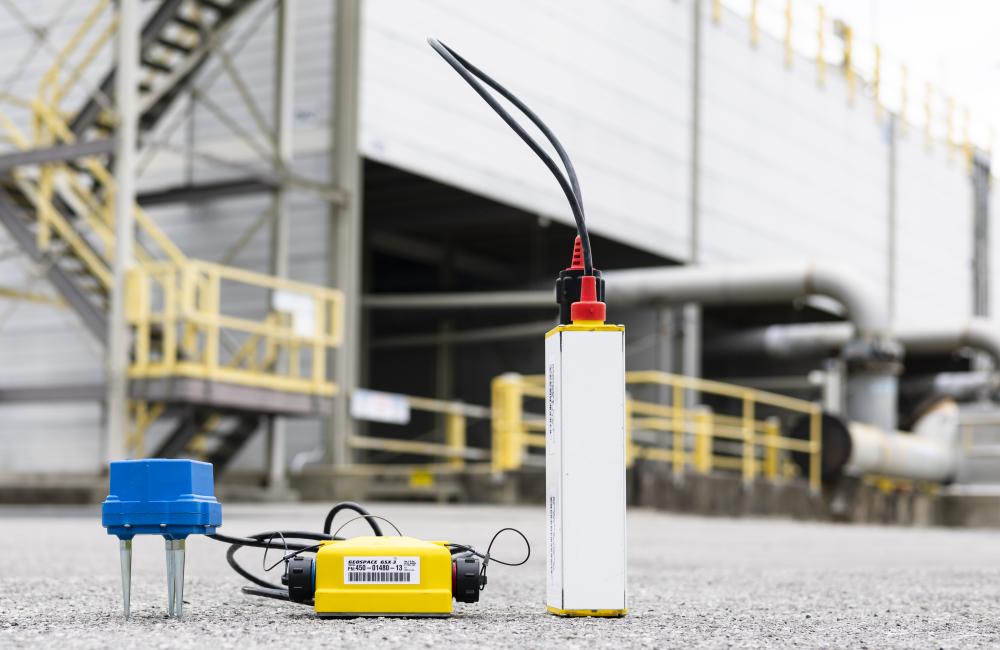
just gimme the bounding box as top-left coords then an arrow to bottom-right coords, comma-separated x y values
343,556 -> 420,585
347,571 -> 412,583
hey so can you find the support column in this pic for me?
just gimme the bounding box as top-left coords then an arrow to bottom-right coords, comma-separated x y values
104,0 -> 139,465
684,0 -> 704,389
266,0 -> 295,491
886,114 -> 897,322
327,0 -> 363,467
972,151 -> 992,377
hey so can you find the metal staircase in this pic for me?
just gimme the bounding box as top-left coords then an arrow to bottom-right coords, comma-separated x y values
0,0 -> 341,472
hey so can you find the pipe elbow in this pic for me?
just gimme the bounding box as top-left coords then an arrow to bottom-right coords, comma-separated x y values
804,263 -> 890,340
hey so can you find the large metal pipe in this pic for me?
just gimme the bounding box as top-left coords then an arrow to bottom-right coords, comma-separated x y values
365,262 -> 899,429
797,400 -> 960,483
603,263 -> 890,338
711,318 -> 1000,368
366,263 -> 889,334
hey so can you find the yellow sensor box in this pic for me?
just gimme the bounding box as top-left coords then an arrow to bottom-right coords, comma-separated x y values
314,536 -> 453,617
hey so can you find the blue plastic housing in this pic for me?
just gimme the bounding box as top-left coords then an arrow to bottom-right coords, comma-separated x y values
102,459 -> 223,540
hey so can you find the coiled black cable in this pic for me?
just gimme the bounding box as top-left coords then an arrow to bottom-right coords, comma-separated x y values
209,502 -> 383,600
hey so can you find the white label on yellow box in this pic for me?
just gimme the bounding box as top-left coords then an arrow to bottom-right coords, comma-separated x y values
343,556 -> 420,584
545,325 -> 627,614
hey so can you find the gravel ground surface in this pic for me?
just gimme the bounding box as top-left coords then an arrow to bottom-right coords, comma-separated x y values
2,503 -> 1000,648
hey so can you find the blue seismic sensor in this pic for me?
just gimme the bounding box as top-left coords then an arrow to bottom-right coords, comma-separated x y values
102,459 -> 223,618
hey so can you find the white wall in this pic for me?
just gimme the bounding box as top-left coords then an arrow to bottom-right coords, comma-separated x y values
361,0 -> 694,262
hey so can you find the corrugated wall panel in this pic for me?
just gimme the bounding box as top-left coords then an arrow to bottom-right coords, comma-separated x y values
360,0 -> 693,262
700,9 -> 889,309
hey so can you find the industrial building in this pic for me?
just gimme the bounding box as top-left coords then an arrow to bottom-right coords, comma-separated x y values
0,0 -> 996,523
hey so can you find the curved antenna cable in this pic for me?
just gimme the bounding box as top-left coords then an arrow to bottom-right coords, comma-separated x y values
428,38 -> 594,276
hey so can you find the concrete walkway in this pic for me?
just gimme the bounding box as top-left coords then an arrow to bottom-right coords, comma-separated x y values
2,503 -> 999,648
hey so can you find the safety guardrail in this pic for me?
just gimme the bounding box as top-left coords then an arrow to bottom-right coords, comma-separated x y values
492,370 -> 822,492
127,260 -> 343,395
344,396 -> 494,484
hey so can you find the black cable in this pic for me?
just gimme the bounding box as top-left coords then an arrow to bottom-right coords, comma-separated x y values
434,41 -> 585,212
322,501 -> 384,536
428,38 -> 594,276
211,502 -> 527,605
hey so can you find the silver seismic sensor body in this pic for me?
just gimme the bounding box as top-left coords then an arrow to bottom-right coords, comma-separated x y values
429,38 -> 627,617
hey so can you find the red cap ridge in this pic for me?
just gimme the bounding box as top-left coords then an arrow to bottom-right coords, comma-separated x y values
571,275 -> 606,323
567,235 -> 584,271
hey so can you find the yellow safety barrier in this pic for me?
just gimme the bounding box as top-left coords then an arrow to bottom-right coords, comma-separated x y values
343,395 -> 493,482
492,371 -> 823,493
127,260 -> 343,395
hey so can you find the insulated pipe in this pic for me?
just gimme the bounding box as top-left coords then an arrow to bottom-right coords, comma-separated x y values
710,318 -> 1000,368
795,400 -> 960,483
366,263 -> 890,335
364,262 -> 899,429
602,263 -> 890,339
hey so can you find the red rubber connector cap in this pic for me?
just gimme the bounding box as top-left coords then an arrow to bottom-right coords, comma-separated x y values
567,235 -> 584,270
571,275 -> 606,323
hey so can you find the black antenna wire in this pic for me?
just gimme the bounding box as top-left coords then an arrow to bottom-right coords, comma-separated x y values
428,38 -> 594,276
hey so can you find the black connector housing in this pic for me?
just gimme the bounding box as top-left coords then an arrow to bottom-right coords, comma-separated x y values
555,268 -> 605,325
453,554 -> 483,603
285,555 -> 315,604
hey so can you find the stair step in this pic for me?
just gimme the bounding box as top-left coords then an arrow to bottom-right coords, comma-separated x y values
173,15 -> 204,32
194,0 -> 235,16
141,57 -> 173,75
155,37 -> 193,55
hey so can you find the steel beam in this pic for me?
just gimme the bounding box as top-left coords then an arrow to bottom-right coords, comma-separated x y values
105,0 -> 140,465
327,0 -> 363,467
0,139 -> 116,172
0,383 -> 105,402
266,0 -> 295,492
137,176 -> 278,206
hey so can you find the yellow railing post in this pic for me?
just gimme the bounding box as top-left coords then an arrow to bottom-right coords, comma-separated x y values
764,416 -> 780,481
749,0 -> 759,47
312,294 -> 326,390
783,0 -> 793,68
491,374 -> 524,473
816,5 -> 826,87
809,408 -> 822,494
838,21 -> 854,103
711,0 -> 721,24
207,269 -> 221,374
446,406 -> 466,470
742,394 -> 756,485
127,267 -> 149,373
672,383 -> 685,478
694,406 -> 713,474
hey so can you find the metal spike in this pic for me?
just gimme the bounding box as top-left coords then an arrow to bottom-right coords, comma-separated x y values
119,539 -> 132,619
165,539 -> 186,618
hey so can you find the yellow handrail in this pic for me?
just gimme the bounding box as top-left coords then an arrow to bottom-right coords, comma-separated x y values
495,371 -> 823,493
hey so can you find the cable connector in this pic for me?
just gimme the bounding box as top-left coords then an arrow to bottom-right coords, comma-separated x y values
571,275 -> 606,323
556,236 -> 604,324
